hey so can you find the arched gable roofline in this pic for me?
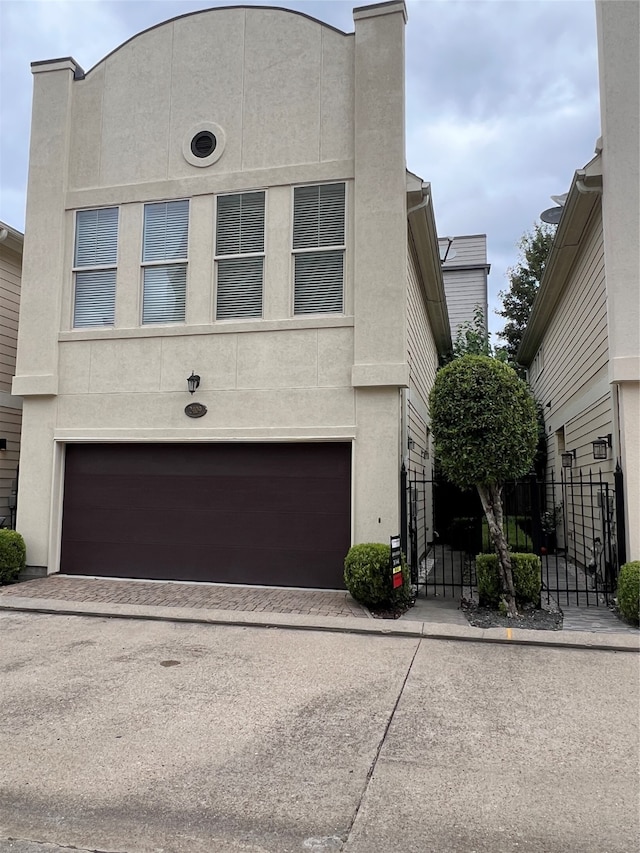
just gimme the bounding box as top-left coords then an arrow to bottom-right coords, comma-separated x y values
73,5 -> 352,80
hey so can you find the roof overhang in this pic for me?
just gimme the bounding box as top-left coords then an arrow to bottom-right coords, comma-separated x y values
518,155 -> 603,365
406,173 -> 452,355
0,222 -> 24,256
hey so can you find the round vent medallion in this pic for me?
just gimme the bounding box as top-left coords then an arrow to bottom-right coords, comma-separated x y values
191,131 -> 217,159
183,122 -> 226,168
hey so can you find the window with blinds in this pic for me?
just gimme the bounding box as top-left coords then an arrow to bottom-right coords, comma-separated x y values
292,183 -> 345,315
73,207 -> 119,328
142,200 -> 189,324
215,191 -> 265,320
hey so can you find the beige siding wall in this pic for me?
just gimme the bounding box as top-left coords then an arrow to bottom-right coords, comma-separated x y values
530,208 -> 609,421
442,268 -> 487,339
439,234 -> 488,340
0,247 -> 20,393
530,207 -> 616,570
0,245 -> 22,524
406,232 -> 438,556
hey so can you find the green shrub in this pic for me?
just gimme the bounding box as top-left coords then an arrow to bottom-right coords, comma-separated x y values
344,543 -> 412,609
617,561 -> 640,625
482,516 -> 533,553
0,529 -> 26,584
476,552 -> 541,607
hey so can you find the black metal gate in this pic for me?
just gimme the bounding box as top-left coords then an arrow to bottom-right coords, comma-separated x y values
402,464 -> 624,607
538,467 -> 623,606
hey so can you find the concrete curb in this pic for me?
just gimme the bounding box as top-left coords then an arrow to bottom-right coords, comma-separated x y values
1,596 -> 638,653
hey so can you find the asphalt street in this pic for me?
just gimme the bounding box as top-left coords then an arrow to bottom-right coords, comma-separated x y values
1,611 -> 638,853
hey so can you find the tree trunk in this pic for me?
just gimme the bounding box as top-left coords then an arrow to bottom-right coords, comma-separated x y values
476,482 -> 518,617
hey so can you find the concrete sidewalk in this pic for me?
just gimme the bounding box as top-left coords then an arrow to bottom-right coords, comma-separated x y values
1,574 -> 638,653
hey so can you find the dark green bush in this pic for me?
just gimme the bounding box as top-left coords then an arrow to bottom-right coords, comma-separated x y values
476,552 -> 541,607
617,561 -> 640,625
344,543 -> 412,609
0,530 -> 26,584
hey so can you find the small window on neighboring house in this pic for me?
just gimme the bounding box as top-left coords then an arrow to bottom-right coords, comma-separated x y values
141,200 -> 189,324
73,207 -> 118,327
292,183 -> 345,315
215,192 -> 265,319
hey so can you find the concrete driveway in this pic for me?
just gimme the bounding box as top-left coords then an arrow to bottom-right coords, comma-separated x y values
1,612 -> 638,853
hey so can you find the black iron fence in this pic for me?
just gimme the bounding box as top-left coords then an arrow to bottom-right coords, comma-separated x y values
403,464 -> 625,607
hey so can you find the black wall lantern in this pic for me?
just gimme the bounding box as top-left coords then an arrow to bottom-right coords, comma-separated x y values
187,371 -> 200,394
592,433 -> 612,461
561,449 -> 576,468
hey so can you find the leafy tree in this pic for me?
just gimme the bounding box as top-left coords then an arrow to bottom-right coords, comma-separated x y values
445,305 -> 508,363
497,223 -> 556,367
429,355 -> 538,617
452,305 -> 492,358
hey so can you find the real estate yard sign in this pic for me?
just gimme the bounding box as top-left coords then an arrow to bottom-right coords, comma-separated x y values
390,535 -> 402,589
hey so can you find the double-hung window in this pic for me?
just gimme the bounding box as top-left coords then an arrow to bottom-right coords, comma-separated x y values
292,183 -> 345,315
73,207 -> 118,327
215,191 -> 265,320
141,200 -> 189,324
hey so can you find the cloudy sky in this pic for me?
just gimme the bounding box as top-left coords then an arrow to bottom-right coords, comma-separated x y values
0,0 -> 601,337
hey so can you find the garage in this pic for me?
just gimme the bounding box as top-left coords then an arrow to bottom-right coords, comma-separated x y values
60,442 -> 352,588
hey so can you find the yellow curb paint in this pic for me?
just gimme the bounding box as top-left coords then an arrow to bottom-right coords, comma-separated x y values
506,628 -> 513,640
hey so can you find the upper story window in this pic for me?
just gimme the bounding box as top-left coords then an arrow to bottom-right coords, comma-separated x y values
215,191 -> 265,320
73,207 -> 118,327
292,183 -> 345,315
141,200 -> 189,324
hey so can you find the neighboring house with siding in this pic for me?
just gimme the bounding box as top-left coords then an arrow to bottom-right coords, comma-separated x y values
519,0 -> 638,568
13,1 -> 450,588
438,234 -> 489,341
0,223 -> 22,528
519,155 -> 610,568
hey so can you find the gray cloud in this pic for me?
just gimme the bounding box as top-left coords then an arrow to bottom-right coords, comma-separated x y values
0,0 -> 601,336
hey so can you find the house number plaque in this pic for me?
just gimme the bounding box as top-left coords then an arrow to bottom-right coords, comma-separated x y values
185,402 -> 207,419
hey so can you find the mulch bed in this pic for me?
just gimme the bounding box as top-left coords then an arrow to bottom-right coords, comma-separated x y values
461,598 -> 563,631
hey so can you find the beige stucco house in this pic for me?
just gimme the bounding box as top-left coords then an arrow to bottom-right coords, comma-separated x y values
519,0 -> 639,567
0,223 -> 22,527
13,1 -> 451,587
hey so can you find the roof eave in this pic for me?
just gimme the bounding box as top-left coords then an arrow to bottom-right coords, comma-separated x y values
0,222 -> 24,256
407,181 -> 452,355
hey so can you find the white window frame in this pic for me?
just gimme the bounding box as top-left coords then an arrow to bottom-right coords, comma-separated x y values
291,181 -> 346,316
141,199 -> 189,325
214,190 -> 266,321
72,207 -> 119,328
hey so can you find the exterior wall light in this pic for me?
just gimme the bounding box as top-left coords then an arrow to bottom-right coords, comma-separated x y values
561,449 -> 576,468
408,438 -> 415,450
592,434 -> 612,460
187,371 -> 200,394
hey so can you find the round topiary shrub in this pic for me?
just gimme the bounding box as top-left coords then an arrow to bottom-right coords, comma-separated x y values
344,543 -> 412,610
0,529 -> 26,584
617,561 -> 640,625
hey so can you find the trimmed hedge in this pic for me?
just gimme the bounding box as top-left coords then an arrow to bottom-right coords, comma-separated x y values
344,543 -> 412,609
476,552 -> 541,607
617,561 -> 640,625
0,529 -> 26,584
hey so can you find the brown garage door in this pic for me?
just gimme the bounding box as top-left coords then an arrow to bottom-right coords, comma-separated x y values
60,442 -> 351,588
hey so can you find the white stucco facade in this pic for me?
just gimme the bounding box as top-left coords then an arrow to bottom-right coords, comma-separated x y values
14,2 -> 450,579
